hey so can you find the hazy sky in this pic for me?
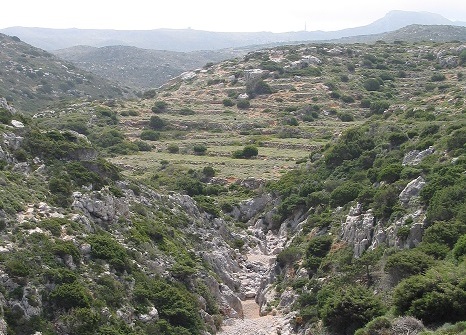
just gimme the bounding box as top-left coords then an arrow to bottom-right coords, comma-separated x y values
1,0 -> 466,32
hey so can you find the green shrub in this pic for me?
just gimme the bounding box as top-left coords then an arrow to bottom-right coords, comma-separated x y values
66,161 -> 104,189
360,99 -> 371,108
330,182 -> 360,207
151,101 -> 168,113
232,145 -> 258,159
446,128 -> 466,152
385,249 -> 434,284
393,263 -> 466,324
149,115 -> 167,130
88,234 -> 129,272
40,218 -> 70,237
202,166 -> 215,178
453,234 -> 466,260
277,246 -> 302,266
388,132 -> 409,146
363,78 -> 381,91
320,285 -> 385,335
5,257 -> 31,277
49,176 -> 72,207
193,144 -> 207,155
341,95 -> 355,103
338,112 -> 354,122
236,99 -> 250,109
422,221 -> 466,248
431,73 -> 446,82
49,282 -> 91,310
135,140 -> 152,151
222,98 -> 235,107
0,108 -> 13,124
140,130 -> 160,141
370,100 -> 390,114
426,184 -> 466,224
304,235 -> 333,274
193,195 -> 220,217
167,144 -> 180,153
377,163 -> 402,183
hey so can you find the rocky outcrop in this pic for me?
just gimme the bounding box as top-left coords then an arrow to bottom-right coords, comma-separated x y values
341,204 -> 376,257
138,306 -> 159,323
402,146 -> 434,166
230,193 -> 275,223
72,190 -> 129,223
341,200 -> 426,256
0,98 -> 16,114
399,176 -> 426,206
3,132 -> 23,151
0,318 -> 7,335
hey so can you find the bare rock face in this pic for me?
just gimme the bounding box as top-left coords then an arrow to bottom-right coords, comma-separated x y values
0,97 -> 16,114
341,204 -> 376,257
0,317 -> 7,335
341,202 -> 427,256
72,191 -> 129,223
3,132 -> 23,151
399,176 -> 426,206
230,193 -> 275,223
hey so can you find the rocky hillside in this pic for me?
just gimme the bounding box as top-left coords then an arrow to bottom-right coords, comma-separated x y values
53,45 -> 246,90
0,34 -> 129,113
0,36 -> 466,335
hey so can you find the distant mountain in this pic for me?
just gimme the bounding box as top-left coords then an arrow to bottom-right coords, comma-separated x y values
336,24 -> 466,44
53,45 -> 245,89
2,11 -> 465,52
0,33 -> 128,112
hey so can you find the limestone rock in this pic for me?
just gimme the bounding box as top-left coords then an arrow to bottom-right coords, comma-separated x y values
244,69 -> 267,82
72,191 -> 129,223
399,176 -> 426,206
278,288 -> 298,312
341,204 -> 375,257
0,318 -> 7,335
11,120 -> 24,128
402,146 -> 434,166
138,307 -> 159,323
230,193 -> 275,223
3,133 -> 23,150
0,98 -> 16,114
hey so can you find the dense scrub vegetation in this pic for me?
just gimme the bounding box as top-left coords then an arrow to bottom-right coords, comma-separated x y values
1,37 -> 466,335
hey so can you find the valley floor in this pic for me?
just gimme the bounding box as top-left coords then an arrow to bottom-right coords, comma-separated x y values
218,300 -> 286,335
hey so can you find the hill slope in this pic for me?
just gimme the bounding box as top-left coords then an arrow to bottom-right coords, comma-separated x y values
1,35 -> 466,335
0,33 -> 129,112
53,45 -> 246,89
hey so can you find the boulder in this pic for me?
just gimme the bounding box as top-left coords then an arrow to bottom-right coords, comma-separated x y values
11,120 -> 24,128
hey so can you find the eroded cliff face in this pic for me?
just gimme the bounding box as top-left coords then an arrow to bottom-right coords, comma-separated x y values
341,176 -> 427,257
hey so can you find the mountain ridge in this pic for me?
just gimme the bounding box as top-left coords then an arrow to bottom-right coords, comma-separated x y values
2,10 -> 465,52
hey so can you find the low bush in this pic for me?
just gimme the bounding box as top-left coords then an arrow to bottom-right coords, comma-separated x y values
151,101 -> 168,113
140,130 -> 160,141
